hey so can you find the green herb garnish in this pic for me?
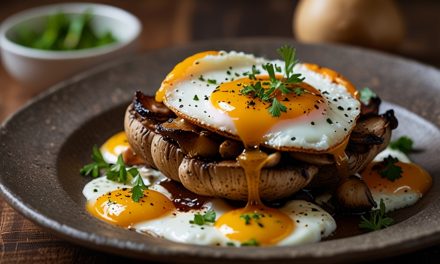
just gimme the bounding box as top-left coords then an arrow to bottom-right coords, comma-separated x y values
359,199 -> 394,231
241,239 -> 260,247
14,10 -> 117,51
239,45 -> 304,117
80,146 -> 148,202
80,145 -> 110,177
189,210 -> 216,225
375,155 -> 403,181
389,136 -> 414,154
193,94 -> 199,101
240,212 -> 264,225
359,87 -> 377,105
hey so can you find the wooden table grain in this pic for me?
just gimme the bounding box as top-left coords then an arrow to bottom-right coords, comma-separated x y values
1,0 -> 440,263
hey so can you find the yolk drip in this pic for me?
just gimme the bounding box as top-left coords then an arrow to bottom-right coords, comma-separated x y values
101,131 -> 129,157
304,63 -> 358,99
328,137 -> 350,178
87,188 -> 174,227
215,148 -> 294,245
362,161 -> 432,195
210,77 -> 324,146
155,51 -> 219,102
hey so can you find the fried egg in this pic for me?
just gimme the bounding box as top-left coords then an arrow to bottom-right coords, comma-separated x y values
100,131 -> 129,163
362,147 -> 432,212
156,51 -> 360,151
83,160 -> 336,246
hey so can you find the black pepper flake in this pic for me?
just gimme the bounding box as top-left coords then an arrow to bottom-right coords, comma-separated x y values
314,104 -> 319,109
344,113 -> 349,117
347,107 -> 352,111
195,61 -> 200,65
311,121 -> 315,125
283,97 -> 290,102
322,91 -> 329,95
204,95 -> 209,100
291,137 -> 296,141
226,70 -> 231,75
326,118 -> 333,124
93,188 -> 98,192
179,104 -> 184,108
178,98 -> 182,102
235,72 -> 240,77
333,98 -> 338,102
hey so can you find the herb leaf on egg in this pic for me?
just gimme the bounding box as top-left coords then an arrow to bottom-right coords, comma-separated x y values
374,155 -> 403,181
131,169 -> 148,202
241,239 -> 260,247
239,45 -> 305,117
80,148 -> 149,202
189,210 -> 216,225
359,199 -> 394,231
389,136 -> 414,154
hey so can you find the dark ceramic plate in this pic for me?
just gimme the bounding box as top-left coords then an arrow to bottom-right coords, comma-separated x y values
1,38 -> 440,263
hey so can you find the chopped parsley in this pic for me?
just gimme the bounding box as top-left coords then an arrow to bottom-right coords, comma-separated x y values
80,145 -> 110,177
241,239 -> 260,246
359,87 -> 377,105
239,45 -> 305,117
193,94 -> 199,101
189,210 -> 216,225
359,199 -> 394,231
389,136 -> 414,154
240,212 -> 264,226
80,146 -> 148,202
374,155 -> 403,181
207,79 -> 217,85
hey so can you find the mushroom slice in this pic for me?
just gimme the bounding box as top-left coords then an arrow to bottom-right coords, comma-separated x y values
150,134 -> 184,182
334,176 -> 376,212
157,118 -> 221,158
178,158 -> 317,201
219,139 -> 243,159
361,96 -> 381,117
289,152 -> 334,166
133,91 -> 175,121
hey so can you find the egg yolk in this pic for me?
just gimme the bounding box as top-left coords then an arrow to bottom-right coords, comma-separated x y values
87,188 -> 174,227
362,161 -> 432,195
101,131 -> 129,157
215,206 -> 294,245
210,77 -> 325,146
155,51 -> 219,102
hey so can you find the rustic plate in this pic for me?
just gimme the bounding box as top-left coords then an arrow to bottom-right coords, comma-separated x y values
1,38 -> 440,263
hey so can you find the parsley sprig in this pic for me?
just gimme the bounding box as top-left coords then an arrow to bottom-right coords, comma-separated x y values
374,155 -> 403,181
189,210 -> 216,225
389,136 -> 414,154
359,87 -> 377,105
240,45 -> 305,117
80,145 -> 148,202
359,199 -> 394,231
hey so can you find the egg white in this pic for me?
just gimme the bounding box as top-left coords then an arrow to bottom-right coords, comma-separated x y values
163,51 -> 360,151
83,167 -> 336,246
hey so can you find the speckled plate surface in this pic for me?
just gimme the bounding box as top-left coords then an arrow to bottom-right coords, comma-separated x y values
1,38 -> 440,263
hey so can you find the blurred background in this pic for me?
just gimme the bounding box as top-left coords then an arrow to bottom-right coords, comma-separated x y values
1,0 -> 440,262
1,0 -> 440,121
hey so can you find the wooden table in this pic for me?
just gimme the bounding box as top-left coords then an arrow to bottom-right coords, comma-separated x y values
1,0 -> 440,262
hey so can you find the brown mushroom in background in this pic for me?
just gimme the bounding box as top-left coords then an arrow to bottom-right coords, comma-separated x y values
293,0 -> 406,50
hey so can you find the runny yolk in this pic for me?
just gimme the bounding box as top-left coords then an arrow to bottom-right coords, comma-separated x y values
215,148 -> 294,245
304,63 -> 359,99
328,137 -> 350,179
87,188 -> 174,227
101,131 -> 129,157
210,77 -> 325,146
155,51 -> 219,102
362,161 -> 432,195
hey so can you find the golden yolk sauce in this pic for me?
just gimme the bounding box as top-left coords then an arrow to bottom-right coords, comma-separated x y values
101,131 -> 129,157
362,161 -> 432,195
210,77 -> 325,147
155,51 -> 219,102
304,63 -> 359,99
328,137 -> 350,179
87,188 -> 174,227
215,148 -> 294,245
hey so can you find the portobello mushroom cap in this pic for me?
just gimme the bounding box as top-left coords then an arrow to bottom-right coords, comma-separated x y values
125,92 -> 395,201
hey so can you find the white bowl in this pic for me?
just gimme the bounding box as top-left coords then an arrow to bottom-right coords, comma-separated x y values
0,3 -> 141,94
